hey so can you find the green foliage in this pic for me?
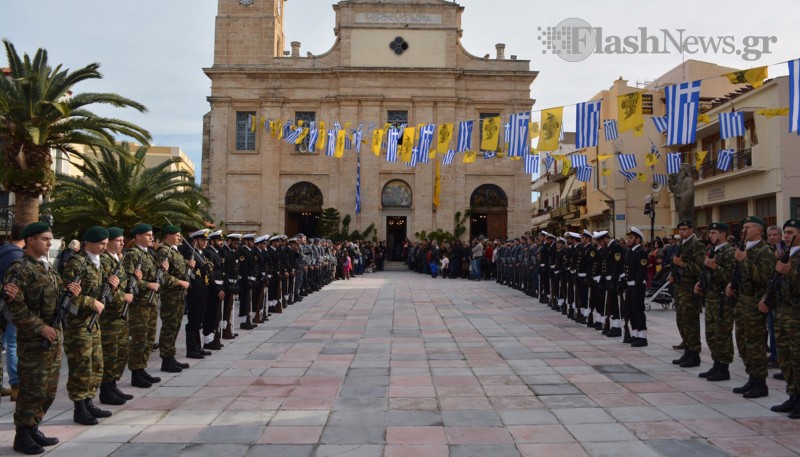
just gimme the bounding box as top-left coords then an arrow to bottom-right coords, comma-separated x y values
453,209 -> 471,240
413,209 -> 471,244
317,207 -> 341,238
44,143 -> 209,240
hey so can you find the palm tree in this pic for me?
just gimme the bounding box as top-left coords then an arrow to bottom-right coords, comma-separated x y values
45,143 -> 210,239
0,39 -> 151,224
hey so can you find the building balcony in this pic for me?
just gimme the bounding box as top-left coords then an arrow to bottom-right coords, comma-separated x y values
566,187 -> 586,204
692,148 -> 752,182
531,209 -> 553,227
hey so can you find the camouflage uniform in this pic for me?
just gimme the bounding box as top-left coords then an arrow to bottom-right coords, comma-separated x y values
734,240 -> 774,379
6,256 -> 63,426
772,248 -> 800,398
704,243 -> 735,364
124,246 -> 159,371
62,253 -> 104,402
675,235 -> 706,353
99,252 -> 129,383
156,244 -> 187,360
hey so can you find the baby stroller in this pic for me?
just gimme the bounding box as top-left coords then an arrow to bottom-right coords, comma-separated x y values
645,265 -> 676,311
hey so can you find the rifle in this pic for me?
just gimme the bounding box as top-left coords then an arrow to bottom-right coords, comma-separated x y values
765,236 -> 795,310
727,230 -> 748,311
122,249 -> 146,319
148,264 -> 166,305
87,252 -> 128,332
0,269 -> 21,330
670,243 -> 684,284
694,240 -> 717,307
43,254 -> 90,350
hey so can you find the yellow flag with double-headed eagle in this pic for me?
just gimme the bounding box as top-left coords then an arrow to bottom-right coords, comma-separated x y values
724,66 -> 768,88
538,108 -> 563,152
371,129 -> 384,156
617,92 -> 643,133
400,127 -> 416,163
480,116 -> 501,151
436,123 -> 454,154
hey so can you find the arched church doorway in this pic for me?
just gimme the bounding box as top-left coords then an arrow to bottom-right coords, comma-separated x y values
470,184 -> 508,239
382,179 -> 412,261
285,182 -> 323,237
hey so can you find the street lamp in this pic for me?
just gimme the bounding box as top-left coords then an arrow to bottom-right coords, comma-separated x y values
643,193 -> 659,244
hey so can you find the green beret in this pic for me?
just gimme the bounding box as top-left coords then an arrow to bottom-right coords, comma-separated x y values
162,225 -> 181,235
677,219 -> 693,228
21,222 -> 51,239
708,222 -> 729,233
783,219 -> 800,230
741,216 -> 766,228
107,227 -> 124,239
131,223 -> 152,235
83,226 -> 109,243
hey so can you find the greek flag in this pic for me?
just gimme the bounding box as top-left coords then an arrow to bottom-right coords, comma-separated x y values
284,127 -> 302,144
719,112 -> 745,139
651,116 -> 668,133
344,132 -> 352,150
665,80 -> 702,145
386,127 -> 402,162
617,153 -> 637,171
443,150 -> 456,166
603,119 -> 618,141
355,152 -> 361,215
508,112 -> 531,157
653,174 -> 668,186
417,124 -> 436,163
353,129 -> 363,153
333,122 -> 341,131
649,139 -> 661,159
282,122 -> 292,138
717,149 -> 735,171
791,59 -> 800,134
325,130 -> 336,157
545,154 -> 554,172
406,147 -> 418,168
576,166 -> 593,183
504,122 -> 511,145
456,120 -> 474,152
570,154 -> 588,169
483,151 -> 497,159
576,101 -> 601,149
307,129 -> 319,153
619,170 -> 637,182
666,152 -> 682,174
524,153 -> 540,175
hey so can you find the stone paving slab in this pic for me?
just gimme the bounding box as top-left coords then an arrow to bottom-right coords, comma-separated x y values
1,270 -> 798,456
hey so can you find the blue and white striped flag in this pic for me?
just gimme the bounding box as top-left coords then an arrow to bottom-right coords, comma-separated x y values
665,80 -> 702,145
716,149 -> 735,171
545,154 -> 555,172
344,132 -> 352,150
570,154 -> 588,169
576,166 -> 593,183
576,101 -> 601,149
619,170 -> 637,182
443,150 -> 456,166
333,122 -> 341,132
507,111 -> 531,157
524,153 -> 540,175
417,124 -> 436,163
719,112 -> 745,139
456,120 -> 474,152
284,127 -> 302,144
282,122 -> 292,139
651,116 -> 668,134
666,152 -> 682,174
617,153 -> 637,171
325,130 -> 336,157
416,144 -> 429,164
483,151 -> 497,159
307,129 -> 319,153
791,59 -> 800,134
406,147 -> 419,168
355,152 -> 361,215
653,174 -> 668,186
649,139 -> 661,159
603,119 -> 618,141
504,122 -> 511,145
353,129 -> 363,153
386,127 -> 402,162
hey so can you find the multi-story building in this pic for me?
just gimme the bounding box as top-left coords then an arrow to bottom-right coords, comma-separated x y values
202,0 -> 537,248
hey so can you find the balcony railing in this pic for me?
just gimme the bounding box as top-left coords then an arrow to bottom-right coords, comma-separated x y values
566,187 -> 586,204
691,148 -> 752,181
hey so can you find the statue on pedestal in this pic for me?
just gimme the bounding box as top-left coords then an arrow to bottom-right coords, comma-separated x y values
668,163 -> 695,224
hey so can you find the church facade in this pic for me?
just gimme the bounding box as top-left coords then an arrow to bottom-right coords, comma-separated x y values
202,0 -> 537,245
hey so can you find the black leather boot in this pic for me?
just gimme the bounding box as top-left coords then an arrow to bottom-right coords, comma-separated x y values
771,396 -> 798,413
789,401 -> 800,419
30,425 -> 58,447
99,382 -> 126,405
733,375 -> 754,394
131,369 -> 152,388
679,351 -> 701,368
707,364 -> 730,382
141,370 -> 161,384
699,361 -> 719,378
73,400 -> 98,425
742,377 -> 769,399
161,357 -> 183,373
84,398 -> 112,418
112,381 -> 134,400
14,425 -> 45,455
672,349 -> 690,365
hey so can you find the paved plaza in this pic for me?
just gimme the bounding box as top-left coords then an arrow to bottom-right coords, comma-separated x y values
1,270 -> 799,457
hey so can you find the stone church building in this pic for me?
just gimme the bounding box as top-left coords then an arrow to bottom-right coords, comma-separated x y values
202,0 -> 537,247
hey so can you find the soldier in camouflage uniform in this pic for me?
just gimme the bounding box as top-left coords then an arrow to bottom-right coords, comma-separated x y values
727,216 -> 774,398
670,220 -> 706,368
764,219 -> 800,417
6,222 -> 75,454
98,227 -> 135,405
124,223 -> 165,388
62,226 -> 114,425
695,223 -> 735,382
156,225 -> 194,370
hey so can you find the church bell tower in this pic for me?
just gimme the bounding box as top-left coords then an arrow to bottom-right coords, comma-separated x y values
214,0 -> 286,66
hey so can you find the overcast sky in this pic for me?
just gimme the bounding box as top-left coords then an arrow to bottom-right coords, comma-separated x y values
3,0 -> 797,181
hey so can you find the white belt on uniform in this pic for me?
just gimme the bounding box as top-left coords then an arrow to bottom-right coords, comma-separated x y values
578,273 -> 587,277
